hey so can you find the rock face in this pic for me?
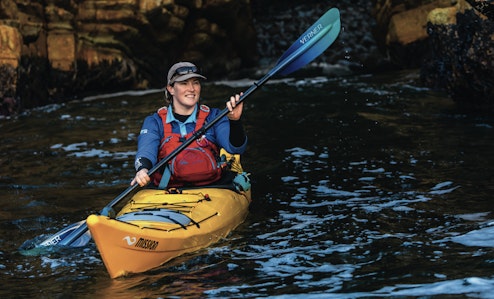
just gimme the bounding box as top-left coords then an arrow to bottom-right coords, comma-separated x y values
1,0 -> 493,114
422,2 -> 494,107
373,0 -> 494,109
372,0 -> 462,68
0,0 -> 257,112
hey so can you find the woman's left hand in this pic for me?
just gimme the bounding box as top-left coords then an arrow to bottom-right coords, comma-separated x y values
227,92 -> 244,121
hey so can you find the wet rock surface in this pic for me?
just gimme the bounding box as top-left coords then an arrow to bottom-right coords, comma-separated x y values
373,0 -> 494,110
422,8 -> 494,108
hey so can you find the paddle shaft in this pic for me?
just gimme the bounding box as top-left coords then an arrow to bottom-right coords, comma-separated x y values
54,7 -> 341,247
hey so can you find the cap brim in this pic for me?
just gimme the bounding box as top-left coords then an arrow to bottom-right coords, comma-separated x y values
169,73 -> 207,85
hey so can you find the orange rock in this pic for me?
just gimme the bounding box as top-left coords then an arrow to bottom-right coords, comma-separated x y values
0,25 -> 22,68
386,1 -> 456,46
47,30 -> 76,71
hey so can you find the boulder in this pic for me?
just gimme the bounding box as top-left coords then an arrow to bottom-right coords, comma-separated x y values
372,0 -> 460,68
422,5 -> 494,108
373,0 -> 494,109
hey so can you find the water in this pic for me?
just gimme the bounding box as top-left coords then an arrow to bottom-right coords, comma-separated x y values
1,69 -> 494,298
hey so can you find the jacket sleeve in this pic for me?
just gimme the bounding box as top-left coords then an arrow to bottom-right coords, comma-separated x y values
206,108 -> 247,154
134,113 -> 163,171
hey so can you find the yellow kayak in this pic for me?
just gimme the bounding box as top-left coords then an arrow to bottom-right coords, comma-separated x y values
87,154 -> 251,278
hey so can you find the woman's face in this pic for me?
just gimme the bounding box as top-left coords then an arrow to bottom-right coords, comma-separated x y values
167,78 -> 202,114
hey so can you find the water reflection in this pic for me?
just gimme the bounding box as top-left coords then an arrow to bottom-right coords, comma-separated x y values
1,70 -> 494,298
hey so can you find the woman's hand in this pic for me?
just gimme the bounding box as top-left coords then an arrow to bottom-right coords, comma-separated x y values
227,92 -> 244,121
131,168 -> 151,187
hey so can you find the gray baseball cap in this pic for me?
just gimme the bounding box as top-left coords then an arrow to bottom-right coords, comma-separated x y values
167,62 -> 206,85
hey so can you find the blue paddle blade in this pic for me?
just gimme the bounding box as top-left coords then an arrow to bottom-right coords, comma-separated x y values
19,220 -> 91,256
277,8 -> 341,76
38,220 -> 91,247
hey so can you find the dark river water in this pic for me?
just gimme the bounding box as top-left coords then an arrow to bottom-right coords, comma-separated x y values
1,69 -> 494,298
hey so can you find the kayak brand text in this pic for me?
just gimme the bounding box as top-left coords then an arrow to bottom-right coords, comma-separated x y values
300,24 -> 323,45
135,237 -> 159,250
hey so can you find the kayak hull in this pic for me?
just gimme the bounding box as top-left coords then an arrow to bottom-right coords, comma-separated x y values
87,187 -> 251,278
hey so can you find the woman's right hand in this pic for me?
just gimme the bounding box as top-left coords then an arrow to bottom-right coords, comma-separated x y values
227,92 -> 243,121
131,168 -> 151,186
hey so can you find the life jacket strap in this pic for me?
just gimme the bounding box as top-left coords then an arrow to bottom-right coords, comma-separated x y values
158,165 -> 172,189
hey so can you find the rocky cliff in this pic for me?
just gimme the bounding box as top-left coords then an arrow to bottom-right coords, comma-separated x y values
0,0 -> 257,113
1,0 -> 493,115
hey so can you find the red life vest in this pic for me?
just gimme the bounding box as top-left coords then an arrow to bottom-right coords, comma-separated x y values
152,105 -> 223,188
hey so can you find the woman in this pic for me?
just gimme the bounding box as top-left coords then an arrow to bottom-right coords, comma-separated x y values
131,61 -> 247,188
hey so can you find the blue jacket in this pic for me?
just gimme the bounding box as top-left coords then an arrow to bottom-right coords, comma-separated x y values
134,104 -> 247,172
